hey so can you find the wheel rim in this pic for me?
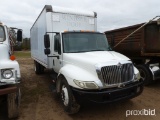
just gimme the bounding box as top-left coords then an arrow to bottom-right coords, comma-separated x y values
139,69 -> 146,80
61,85 -> 69,106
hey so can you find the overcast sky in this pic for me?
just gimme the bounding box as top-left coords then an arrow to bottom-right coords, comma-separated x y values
0,0 -> 160,38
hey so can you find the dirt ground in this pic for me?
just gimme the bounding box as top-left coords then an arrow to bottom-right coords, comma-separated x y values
0,57 -> 160,120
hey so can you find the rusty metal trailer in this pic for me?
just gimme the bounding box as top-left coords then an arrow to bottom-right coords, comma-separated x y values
105,19 -> 160,85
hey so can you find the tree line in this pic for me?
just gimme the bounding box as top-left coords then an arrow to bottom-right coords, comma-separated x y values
14,38 -> 30,51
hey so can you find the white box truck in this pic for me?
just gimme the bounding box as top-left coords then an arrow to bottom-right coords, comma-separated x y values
0,21 -> 22,118
30,5 -> 143,114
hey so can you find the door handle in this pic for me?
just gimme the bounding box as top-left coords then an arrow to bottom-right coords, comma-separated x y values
47,55 -> 59,59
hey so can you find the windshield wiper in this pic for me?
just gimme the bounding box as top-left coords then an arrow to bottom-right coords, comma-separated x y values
67,50 -> 88,53
67,49 -> 106,53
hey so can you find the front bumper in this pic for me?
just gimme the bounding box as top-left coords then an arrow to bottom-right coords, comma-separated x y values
72,80 -> 143,103
0,85 -> 18,96
0,78 -> 20,96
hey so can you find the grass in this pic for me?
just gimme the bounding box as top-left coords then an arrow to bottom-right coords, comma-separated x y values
14,51 -> 31,58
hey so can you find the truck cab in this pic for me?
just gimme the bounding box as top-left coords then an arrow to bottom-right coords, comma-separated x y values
43,30 -> 143,114
0,22 -> 22,118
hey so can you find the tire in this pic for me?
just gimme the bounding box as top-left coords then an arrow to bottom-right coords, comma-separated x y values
34,61 -> 44,74
7,88 -> 21,119
60,78 -> 80,114
40,65 -> 44,73
136,64 -> 152,85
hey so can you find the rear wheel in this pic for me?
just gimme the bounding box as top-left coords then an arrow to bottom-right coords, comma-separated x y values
34,61 -> 44,74
60,78 -> 80,114
7,88 -> 21,119
136,64 -> 152,85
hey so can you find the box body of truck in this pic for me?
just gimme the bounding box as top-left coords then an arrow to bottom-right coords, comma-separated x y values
31,5 -> 97,69
31,5 -> 143,114
105,20 -> 160,84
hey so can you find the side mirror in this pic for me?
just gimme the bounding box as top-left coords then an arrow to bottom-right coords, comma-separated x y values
58,43 -> 61,55
17,29 -> 22,42
44,34 -> 50,48
44,48 -> 50,55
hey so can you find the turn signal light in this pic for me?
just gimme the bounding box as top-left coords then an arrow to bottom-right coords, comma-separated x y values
10,55 -> 16,61
64,30 -> 68,32
80,30 -> 95,32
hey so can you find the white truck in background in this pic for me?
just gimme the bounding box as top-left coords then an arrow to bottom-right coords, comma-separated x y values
0,21 -> 22,118
30,5 -> 143,114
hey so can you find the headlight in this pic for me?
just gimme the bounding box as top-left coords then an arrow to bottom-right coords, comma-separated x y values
134,72 -> 141,80
2,70 -> 13,79
73,80 -> 99,89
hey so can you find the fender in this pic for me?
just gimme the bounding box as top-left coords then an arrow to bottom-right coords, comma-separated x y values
0,44 -> 21,84
134,66 -> 139,74
0,44 -> 9,60
57,64 -> 103,89
0,60 -> 20,77
0,44 -> 20,77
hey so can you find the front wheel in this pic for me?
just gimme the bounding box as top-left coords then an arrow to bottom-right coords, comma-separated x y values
136,64 -> 152,85
60,78 -> 80,114
7,88 -> 21,119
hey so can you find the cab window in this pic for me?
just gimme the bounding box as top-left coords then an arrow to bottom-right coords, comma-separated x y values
0,26 -> 5,42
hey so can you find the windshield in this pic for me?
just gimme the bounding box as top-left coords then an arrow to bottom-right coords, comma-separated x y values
0,26 -> 5,42
63,32 -> 110,53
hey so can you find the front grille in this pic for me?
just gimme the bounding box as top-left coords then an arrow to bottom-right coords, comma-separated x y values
101,63 -> 134,85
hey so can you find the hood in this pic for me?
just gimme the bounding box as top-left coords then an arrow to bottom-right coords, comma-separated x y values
0,60 -> 19,70
0,44 -> 9,60
0,44 -> 20,78
63,51 -> 130,71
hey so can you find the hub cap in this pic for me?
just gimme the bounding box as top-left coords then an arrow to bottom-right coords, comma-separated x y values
61,85 -> 69,106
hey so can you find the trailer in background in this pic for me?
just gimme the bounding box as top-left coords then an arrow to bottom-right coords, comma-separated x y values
105,19 -> 160,85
